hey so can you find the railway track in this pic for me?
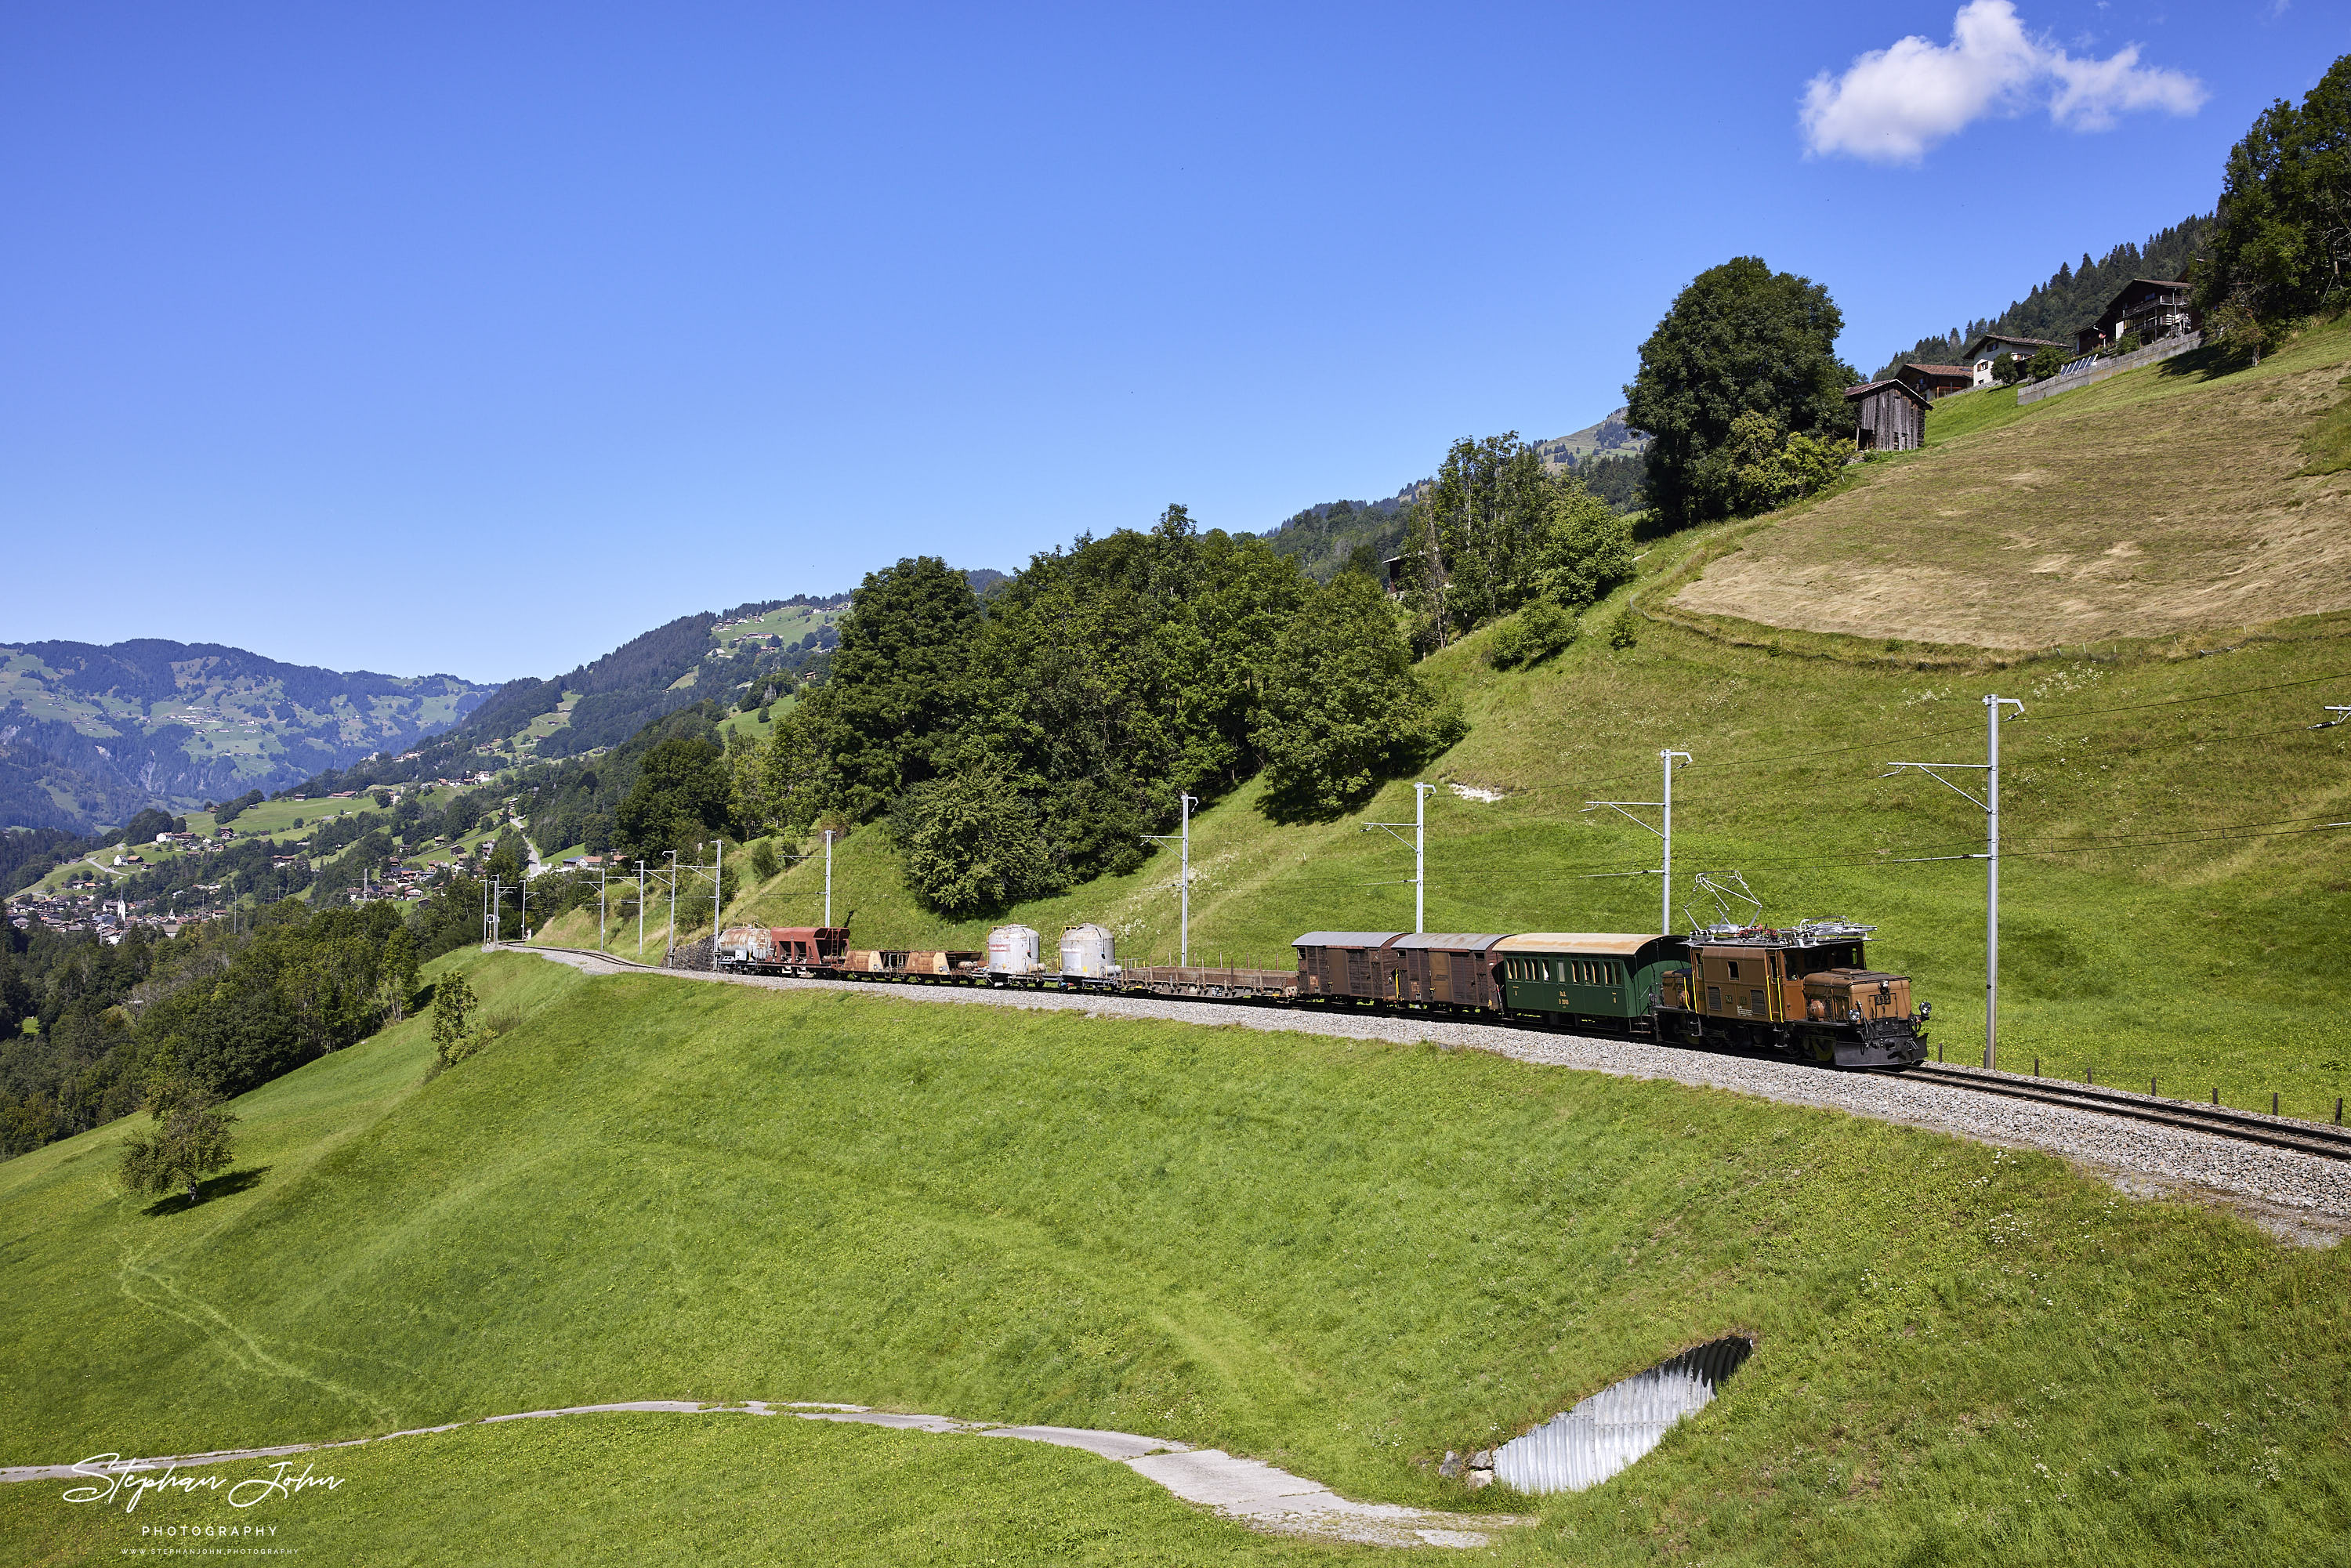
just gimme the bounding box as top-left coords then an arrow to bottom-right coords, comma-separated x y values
1880,1062 -> 2351,1163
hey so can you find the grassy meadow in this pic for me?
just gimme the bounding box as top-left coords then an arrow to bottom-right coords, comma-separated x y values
2,948 -> 2346,1566
717,605 -> 844,646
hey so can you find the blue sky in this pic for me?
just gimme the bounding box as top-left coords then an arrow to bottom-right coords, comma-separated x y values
3,1 -> 2343,681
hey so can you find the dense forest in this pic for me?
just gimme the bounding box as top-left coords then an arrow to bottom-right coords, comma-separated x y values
2195,56 -> 2351,354
1870,215 -> 2212,379
1255,450 -> 1646,587
502,471 -> 1631,918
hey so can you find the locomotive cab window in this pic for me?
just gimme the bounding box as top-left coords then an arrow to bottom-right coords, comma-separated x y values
1726,961 -> 1741,980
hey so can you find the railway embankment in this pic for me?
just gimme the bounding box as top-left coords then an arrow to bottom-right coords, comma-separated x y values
509,943 -> 2351,1244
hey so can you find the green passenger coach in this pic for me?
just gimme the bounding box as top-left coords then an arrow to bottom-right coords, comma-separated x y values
1493,932 -> 1689,1024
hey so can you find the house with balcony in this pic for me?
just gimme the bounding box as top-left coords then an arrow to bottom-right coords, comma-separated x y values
2074,279 -> 2199,355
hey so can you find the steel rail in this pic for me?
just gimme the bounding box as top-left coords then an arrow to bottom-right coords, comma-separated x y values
1879,1062 -> 2351,1163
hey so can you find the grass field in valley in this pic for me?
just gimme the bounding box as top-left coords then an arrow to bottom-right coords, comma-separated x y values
2,949 -> 2345,1565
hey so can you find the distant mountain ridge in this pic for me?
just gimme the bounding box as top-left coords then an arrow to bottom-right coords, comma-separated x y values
0,639 -> 491,831
281,589 -> 908,798
1533,407 -> 1650,469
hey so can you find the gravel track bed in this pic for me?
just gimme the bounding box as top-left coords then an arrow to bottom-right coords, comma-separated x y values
515,946 -> 2351,1243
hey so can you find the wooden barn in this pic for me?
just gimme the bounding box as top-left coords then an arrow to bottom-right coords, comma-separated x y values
1844,379 -> 1930,453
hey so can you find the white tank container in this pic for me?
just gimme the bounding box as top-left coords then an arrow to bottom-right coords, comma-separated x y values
1060,923 -> 1116,979
986,925 -> 1041,975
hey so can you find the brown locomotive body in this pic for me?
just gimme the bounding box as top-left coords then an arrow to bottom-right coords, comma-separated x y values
1657,920 -> 1926,1067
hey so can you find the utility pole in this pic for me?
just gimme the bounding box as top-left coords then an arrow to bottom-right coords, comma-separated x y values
665,850 -> 679,963
1882,694 -> 2024,1070
636,860 -> 647,960
517,874 -> 527,944
1139,792 -> 1201,964
1585,749 -> 1690,934
824,830 -> 835,928
712,838 -> 723,943
1362,783 -> 1437,933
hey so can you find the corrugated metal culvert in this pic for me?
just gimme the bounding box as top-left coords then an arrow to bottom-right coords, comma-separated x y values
1491,1336 -> 1753,1494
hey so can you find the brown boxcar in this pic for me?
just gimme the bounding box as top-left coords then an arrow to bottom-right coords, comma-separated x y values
771,927 -> 849,966
1387,932 -> 1509,1009
1291,932 -> 1404,999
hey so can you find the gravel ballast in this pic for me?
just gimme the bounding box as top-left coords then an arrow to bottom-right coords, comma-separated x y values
512,945 -> 2351,1244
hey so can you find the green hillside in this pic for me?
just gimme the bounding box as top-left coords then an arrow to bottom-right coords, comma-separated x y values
3,948 -> 2343,1564
0,640 -> 491,833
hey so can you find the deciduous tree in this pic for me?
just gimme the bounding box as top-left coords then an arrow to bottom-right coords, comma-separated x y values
890,748 -> 1054,918
615,736 -> 730,858
1625,258 -> 1855,528
118,1074 -> 237,1204
430,969 -> 479,1070
800,557 -> 983,824
1253,574 -> 1465,823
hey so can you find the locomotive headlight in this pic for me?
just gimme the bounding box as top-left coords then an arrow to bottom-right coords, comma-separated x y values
1919,1001 -> 1933,1019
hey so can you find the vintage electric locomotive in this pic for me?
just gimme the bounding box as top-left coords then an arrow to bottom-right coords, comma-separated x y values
1654,919 -> 1929,1067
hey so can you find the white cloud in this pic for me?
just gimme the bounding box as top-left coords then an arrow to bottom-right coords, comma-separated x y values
1799,1 -> 2206,165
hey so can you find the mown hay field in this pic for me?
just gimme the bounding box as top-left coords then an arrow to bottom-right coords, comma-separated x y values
1673,324 -> 2351,650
